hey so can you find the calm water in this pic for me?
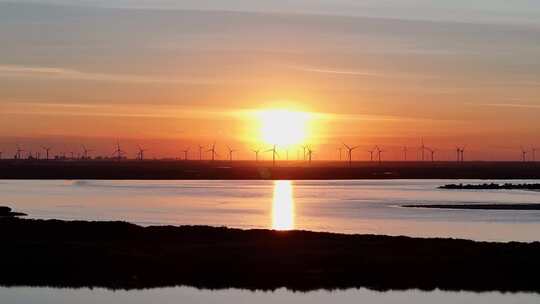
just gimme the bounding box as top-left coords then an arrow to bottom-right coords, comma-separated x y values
1,179 -> 540,241
0,287 -> 538,304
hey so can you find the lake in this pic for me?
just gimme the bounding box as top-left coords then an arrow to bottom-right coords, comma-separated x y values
1,179 -> 540,242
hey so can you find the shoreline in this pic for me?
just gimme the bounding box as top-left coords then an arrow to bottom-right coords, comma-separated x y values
1,217 -> 539,293
403,203 -> 540,210
0,160 -> 539,180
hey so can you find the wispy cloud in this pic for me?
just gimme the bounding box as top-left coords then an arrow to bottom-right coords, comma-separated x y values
0,65 -> 216,85
474,103 -> 540,109
287,65 -> 436,79
0,101 -> 240,119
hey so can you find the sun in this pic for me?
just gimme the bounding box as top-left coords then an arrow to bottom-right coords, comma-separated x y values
257,109 -> 310,146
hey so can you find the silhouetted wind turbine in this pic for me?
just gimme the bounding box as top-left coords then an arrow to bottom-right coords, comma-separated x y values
207,142 -> 218,161
137,145 -> 148,161
41,146 -> 52,160
81,145 -> 93,159
266,144 -> 279,167
15,145 -> 24,159
375,146 -> 384,164
338,147 -> 343,161
306,146 -> 314,164
251,148 -> 261,162
367,149 -> 374,162
419,138 -> 428,161
455,146 -> 465,162
342,143 -> 359,167
520,146 -> 528,162
198,145 -> 205,160
426,147 -> 436,162
182,148 -> 190,161
301,145 -> 308,161
113,141 -> 125,161
531,147 -> 538,162
226,145 -> 237,162
402,146 -> 408,161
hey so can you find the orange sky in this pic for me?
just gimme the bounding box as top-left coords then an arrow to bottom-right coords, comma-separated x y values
1,2 -> 539,160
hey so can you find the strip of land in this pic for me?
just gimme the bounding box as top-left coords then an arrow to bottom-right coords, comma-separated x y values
0,160 -> 539,179
440,183 -> 540,190
1,215 -> 539,292
403,204 -> 540,210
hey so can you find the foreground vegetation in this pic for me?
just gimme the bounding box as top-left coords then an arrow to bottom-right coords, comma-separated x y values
1,215 -> 539,292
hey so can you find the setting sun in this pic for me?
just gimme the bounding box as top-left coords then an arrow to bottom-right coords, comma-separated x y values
257,109 -> 311,146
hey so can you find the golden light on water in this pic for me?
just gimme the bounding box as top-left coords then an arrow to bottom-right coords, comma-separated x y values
257,109 -> 310,146
271,180 -> 295,230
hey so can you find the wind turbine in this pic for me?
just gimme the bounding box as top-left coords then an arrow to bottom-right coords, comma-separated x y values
306,146 -> 314,164
402,146 -> 408,161
137,145 -> 148,161
301,145 -> 308,161
226,145 -> 237,162
419,138 -> 428,161
182,147 -> 190,161
198,145 -> 205,160
531,147 -> 538,162
251,148 -> 261,162
426,147 -> 436,162
266,144 -> 279,167
343,143 -> 359,167
41,146 -> 52,160
455,146 -> 466,162
113,140 -> 125,161
338,147 -> 343,161
207,142 -> 218,161
81,145 -> 93,159
15,145 -> 24,159
520,146 -> 528,162
375,146 -> 384,164
367,149 -> 374,162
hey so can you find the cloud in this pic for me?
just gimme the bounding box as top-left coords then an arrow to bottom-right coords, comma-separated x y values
0,65 -> 217,85
287,65 -> 436,79
474,103 -> 540,109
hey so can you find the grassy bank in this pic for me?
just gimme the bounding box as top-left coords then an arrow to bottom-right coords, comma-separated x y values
0,217 -> 539,292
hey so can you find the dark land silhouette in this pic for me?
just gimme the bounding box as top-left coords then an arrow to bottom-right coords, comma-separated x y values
403,203 -> 540,210
0,159 -> 539,179
1,215 -> 539,293
0,206 -> 26,217
440,183 -> 540,190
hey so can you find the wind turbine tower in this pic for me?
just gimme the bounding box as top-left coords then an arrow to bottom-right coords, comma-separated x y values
15,145 -> 24,160
113,141 -> 125,161
402,146 -> 408,161
41,146 -> 52,160
137,145 -> 148,161
207,142 -> 218,161
81,145 -> 93,159
375,146 -> 384,164
343,143 -> 359,167
226,145 -> 237,162
266,144 -> 279,167
252,148 -> 261,162
520,147 -> 528,162
198,145 -> 205,160
426,147 -> 436,162
182,148 -> 190,161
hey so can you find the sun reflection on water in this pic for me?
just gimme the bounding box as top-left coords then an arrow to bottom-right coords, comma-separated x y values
271,180 -> 295,230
